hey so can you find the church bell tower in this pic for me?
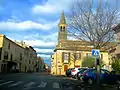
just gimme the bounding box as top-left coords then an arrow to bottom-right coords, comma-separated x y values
58,11 -> 67,44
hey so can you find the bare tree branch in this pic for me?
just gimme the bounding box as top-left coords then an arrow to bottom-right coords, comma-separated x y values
67,0 -> 120,49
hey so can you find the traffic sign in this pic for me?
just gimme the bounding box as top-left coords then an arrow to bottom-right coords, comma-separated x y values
92,49 -> 100,58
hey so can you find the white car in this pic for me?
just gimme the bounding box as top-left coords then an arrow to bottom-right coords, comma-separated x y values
71,68 -> 81,78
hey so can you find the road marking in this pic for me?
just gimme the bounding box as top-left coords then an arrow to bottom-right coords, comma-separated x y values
8,81 -> 23,87
0,81 -> 14,86
37,82 -> 47,87
53,82 -> 60,88
24,82 -> 35,88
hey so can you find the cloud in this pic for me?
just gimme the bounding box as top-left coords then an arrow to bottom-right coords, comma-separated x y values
37,54 -> 51,58
23,32 -> 58,42
32,0 -> 73,14
35,48 -> 53,53
0,20 -> 59,31
32,3 -> 57,14
24,39 -> 56,47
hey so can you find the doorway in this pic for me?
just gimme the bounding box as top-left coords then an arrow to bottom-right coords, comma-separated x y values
64,65 -> 68,72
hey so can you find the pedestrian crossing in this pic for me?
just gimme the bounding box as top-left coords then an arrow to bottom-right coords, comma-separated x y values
8,81 -> 23,87
0,80 -> 62,89
37,81 -> 47,87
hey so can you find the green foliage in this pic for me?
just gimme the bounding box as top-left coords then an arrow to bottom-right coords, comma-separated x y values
100,60 -> 105,68
82,56 -> 104,68
112,59 -> 120,74
82,56 -> 94,68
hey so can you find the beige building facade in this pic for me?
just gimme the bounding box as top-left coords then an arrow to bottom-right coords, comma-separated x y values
0,34 -> 44,73
36,56 -> 44,72
109,23 -> 120,61
51,11 -> 111,75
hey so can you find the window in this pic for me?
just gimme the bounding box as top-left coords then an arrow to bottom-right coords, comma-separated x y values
60,26 -> 62,32
101,54 -> 103,60
8,43 -> 10,49
4,52 -> 8,60
63,53 -> 69,64
101,69 -> 110,74
117,54 -> 120,58
75,53 -> 81,59
92,69 -> 97,73
86,53 -> 91,57
86,53 -> 88,57
63,26 -> 65,31
30,53 -> 32,58
78,68 -> 81,70
29,60 -> 31,64
20,53 -> 22,60
10,54 -> 13,61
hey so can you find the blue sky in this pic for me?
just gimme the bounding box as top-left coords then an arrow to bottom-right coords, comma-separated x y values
0,0 -> 74,66
0,0 -> 119,66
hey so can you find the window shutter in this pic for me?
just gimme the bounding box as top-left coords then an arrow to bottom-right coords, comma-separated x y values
62,52 -> 64,63
79,53 -> 81,59
68,53 -> 70,63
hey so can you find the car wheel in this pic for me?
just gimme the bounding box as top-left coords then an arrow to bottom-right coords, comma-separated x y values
75,75 -> 78,79
88,79 -> 93,84
77,77 -> 80,80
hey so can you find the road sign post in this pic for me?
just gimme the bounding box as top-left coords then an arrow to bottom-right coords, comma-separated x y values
92,49 -> 100,87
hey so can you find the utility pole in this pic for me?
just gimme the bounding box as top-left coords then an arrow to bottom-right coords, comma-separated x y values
95,0 -> 101,88
96,58 -> 100,87
92,49 -> 100,88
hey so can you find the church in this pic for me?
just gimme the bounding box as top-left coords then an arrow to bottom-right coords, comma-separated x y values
51,11 -> 111,75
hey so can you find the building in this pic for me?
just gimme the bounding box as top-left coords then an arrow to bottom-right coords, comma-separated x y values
0,34 -> 43,73
109,23 -> 120,59
35,56 -> 44,72
51,11 -> 112,75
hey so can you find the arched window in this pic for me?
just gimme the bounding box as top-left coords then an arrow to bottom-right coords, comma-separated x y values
60,26 -> 62,32
63,26 -> 65,31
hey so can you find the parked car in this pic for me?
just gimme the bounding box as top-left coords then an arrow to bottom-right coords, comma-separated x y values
66,68 -> 74,77
77,68 -> 88,80
81,68 -> 120,85
71,68 -> 83,78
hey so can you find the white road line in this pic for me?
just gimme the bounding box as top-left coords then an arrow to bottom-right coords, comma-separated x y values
37,82 -> 47,87
0,81 -> 14,86
53,82 -> 60,88
8,81 -> 23,87
24,82 -> 35,88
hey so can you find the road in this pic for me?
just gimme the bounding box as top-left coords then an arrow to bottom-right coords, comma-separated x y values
0,72 -> 118,90
0,72 -> 80,90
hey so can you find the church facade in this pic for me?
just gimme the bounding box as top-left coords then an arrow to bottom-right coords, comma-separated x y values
51,11 -> 111,75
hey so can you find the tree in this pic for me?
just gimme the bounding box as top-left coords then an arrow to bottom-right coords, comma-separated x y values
69,43 -> 78,67
112,58 -> 120,74
82,56 -> 104,68
68,0 -> 120,49
82,56 -> 94,68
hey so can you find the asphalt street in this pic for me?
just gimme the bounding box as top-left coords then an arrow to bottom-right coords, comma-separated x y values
0,72 -> 80,90
0,72 -> 119,90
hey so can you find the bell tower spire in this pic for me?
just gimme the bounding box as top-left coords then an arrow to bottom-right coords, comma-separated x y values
60,10 -> 66,24
58,11 -> 67,43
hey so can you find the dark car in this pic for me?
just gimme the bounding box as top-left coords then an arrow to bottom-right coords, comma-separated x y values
82,68 -> 120,85
77,68 -> 88,80
66,68 -> 74,77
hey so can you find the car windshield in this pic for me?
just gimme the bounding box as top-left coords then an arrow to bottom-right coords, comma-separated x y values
0,0 -> 120,90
